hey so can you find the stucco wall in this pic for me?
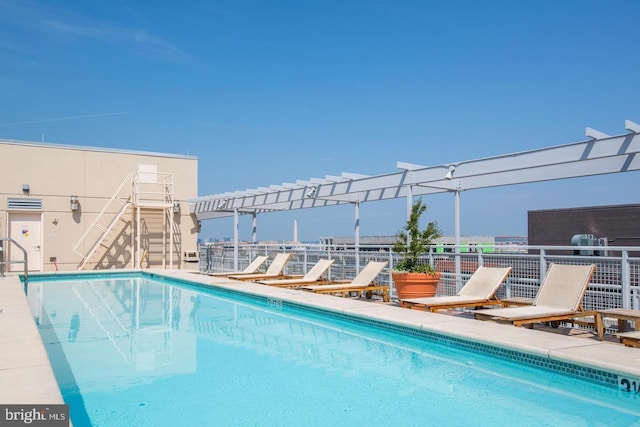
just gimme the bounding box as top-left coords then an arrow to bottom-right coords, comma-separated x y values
0,140 -> 198,271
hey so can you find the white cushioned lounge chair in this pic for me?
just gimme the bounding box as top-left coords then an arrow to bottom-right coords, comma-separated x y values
301,261 -> 389,302
228,253 -> 292,281
257,259 -> 335,288
401,266 -> 512,312
473,263 -> 597,328
207,255 -> 269,277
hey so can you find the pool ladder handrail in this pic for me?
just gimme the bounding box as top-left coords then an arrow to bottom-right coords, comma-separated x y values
0,236 -> 29,288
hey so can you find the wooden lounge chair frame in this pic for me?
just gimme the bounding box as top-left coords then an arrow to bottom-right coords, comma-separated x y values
594,308 -> 640,342
228,253 -> 292,281
616,331 -> 640,347
207,255 -> 269,277
473,263 -> 597,328
301,261 -> 390,302
257,259 -> 335,288
401,266 -> 513,312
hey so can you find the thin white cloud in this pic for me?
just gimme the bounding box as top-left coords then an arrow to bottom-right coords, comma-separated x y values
44,19 -> 105,38
129,29 -> 189,61
0,1 -> 189,62
43,18 -> 190,62
0,111 -> 137,127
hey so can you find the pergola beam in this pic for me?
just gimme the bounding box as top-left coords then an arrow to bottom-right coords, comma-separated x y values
190,121 -> 640,218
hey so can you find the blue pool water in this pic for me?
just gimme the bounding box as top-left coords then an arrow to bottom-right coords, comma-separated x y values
26,273 -> 640,426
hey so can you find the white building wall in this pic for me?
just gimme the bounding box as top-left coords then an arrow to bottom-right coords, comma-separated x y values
0,140 -> 198,272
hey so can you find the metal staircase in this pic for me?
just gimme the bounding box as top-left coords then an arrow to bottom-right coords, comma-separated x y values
73,171 -> 176,270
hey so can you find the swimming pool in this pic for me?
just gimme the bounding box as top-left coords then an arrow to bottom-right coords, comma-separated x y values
26,272 -> 640,426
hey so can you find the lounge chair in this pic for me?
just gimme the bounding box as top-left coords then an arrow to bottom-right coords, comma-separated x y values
207,255 -> 269,277
473,263 -> 597,328
228,253 -> 292,281
594,308 -> 640,341
616,331 -> 640,347
301,261 -> 390,302
401,266 -> 513,312
257,259 -> 335,288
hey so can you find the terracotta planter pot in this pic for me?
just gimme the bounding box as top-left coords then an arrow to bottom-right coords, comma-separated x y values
392,271 -> 441,301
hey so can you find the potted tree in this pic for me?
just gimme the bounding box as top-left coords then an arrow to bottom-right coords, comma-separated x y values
391,198 -> 442,301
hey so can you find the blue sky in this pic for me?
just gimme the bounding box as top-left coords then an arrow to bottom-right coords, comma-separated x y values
1,0 -> 639,242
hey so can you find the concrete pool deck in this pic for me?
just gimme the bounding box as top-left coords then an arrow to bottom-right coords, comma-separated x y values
2,269 -> 640,406
0,274 -> 64,404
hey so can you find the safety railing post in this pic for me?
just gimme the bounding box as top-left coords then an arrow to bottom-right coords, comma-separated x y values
622,250 -> 631,309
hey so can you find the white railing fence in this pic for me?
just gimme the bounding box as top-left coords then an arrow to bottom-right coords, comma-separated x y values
198,242 -> 640,333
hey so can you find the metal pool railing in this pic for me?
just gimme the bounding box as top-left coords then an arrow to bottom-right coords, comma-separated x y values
0,237 -> 29,287
198,242 -> 640,332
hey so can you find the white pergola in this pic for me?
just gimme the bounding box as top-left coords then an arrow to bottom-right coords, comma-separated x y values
190,120 -> 640,270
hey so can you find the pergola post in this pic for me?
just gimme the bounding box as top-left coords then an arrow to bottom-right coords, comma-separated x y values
354,202 -> 360,273
233,208 -> 239,271
252,212 -> 257,243
453,182 -> 462,292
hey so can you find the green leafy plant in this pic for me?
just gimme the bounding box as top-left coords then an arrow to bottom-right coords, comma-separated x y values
392,198 -> 442,273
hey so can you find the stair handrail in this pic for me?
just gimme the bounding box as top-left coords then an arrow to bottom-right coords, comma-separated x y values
75,203 -> 130,270
72,172 -> 135,264
132,172 -> 175,207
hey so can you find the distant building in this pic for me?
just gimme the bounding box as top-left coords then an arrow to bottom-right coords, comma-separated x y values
528,203 -> 640,254
318,235 -> 523,253
320,235 -> 397,247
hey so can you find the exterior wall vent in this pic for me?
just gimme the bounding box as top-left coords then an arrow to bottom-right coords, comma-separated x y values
7,198 -> 43,210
